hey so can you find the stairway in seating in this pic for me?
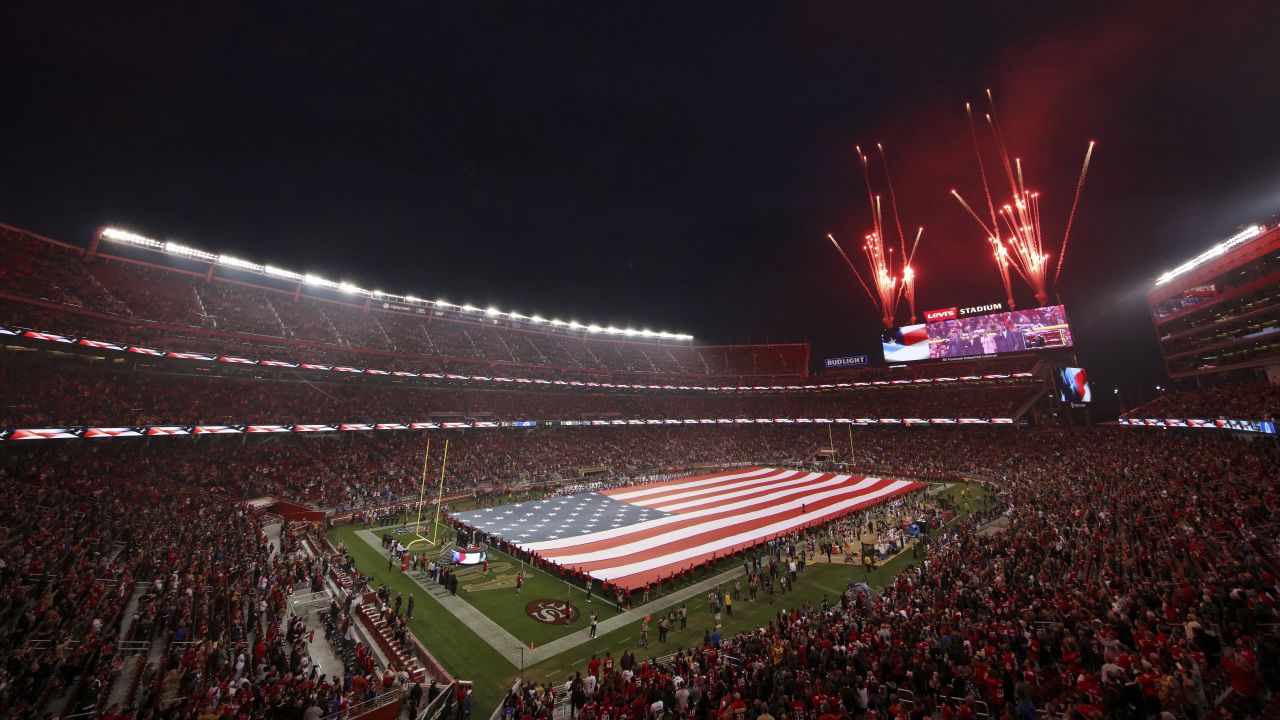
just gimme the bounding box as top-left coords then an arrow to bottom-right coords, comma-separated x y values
83,266 -> 134,316
370,314 -> 395,350
329,563 -> 354,592
262,297 -> 289,337
356,599 -> 426,682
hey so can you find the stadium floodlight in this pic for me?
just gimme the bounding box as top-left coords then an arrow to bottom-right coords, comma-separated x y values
264,265 -> 303,281
101,227 -> 163,249
218,255 -> 262,272
98,225 -> 695,340
304,274 -> 340,289
164,242 -> 218,262
1155,224 -> 1264,286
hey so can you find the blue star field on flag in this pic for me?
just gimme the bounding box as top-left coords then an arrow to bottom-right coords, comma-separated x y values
454,493 -> 671,545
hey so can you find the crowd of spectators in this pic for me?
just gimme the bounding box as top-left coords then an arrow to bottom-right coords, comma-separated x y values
0,227 -> 815,384
6,225 -> 1279,718
0,425 -> 428,718
1124,382 -> 1279,421
0,228 -> 127,316
0,290 -> 814,387
0,443 -> 324,716
0,354 -> 1041,429
0,426 -> 834,510
527,428 -> 1279,719
1,406 -> 1277,717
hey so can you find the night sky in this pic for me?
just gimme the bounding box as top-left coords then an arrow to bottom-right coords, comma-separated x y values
3,1 -> 1279,408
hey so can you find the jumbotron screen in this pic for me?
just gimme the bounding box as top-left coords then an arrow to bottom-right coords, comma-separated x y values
881,304 -> 1074,362
1056,367 -> 1092,403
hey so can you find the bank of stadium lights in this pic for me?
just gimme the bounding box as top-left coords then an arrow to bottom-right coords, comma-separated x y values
1155,224 -> 1264,286
98,227 -> 694,340
264,265 -> 303,282
101,228 -> 162,249
164,242 -> 218,262
218,255 -> 259,272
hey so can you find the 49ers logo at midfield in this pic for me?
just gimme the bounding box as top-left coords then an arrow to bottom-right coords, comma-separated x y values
525,599 -> 581,625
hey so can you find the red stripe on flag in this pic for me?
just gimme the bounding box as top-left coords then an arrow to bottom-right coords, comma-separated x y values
600,482 -> 924,590
643,471 -> 832,513
620,468 -> 800,508
536,475 -> 872,560
598,466 -> 769,498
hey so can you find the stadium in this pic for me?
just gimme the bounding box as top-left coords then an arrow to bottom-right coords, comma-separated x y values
2,5 -> 1280,720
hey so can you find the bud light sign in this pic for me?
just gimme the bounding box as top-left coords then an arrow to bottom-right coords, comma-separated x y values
824,354 -> 869,368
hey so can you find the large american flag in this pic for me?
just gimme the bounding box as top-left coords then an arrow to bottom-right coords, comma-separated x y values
453,467 -> 926,591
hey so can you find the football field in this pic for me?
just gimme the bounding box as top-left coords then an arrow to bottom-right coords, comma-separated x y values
327,479 -> 991,713
454,467 -> 927,590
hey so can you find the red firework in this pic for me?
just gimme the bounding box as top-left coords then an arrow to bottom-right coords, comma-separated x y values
951,90 -> 1095,308
828,144 -> 924,328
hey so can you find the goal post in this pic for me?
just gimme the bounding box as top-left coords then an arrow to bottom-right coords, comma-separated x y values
404,438 -> 450,550
429,439 -> 450,544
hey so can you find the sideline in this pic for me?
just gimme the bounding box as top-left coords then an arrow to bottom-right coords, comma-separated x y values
353,528 -> 747,665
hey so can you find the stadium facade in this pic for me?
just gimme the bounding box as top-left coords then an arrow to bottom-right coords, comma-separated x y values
1147,223 -> 1280,380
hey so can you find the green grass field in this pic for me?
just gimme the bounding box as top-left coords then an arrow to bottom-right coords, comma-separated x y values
328,483 -> 992,713
328,520 -> 515,712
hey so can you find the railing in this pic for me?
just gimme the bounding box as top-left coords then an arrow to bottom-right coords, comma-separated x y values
489,680 -> 522,720
321,687 -> 400,720
118,639 -> 151,655
417,680 -> 457,720
888,689 -> 992,719
290,589 -> 333,614
541,648 -> 691,719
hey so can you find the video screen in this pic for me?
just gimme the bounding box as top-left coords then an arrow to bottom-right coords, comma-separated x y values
881,304 -> 1074,363
1151,284 -> 1217,319
881,324 -> 930,362
1057,367 -> 1091,403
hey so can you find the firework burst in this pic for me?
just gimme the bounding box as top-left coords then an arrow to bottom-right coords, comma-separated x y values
828,144 -> 925,328
951,90 -> 1095,307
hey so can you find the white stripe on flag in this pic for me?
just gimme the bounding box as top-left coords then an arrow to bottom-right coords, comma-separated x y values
607,467 -> 780,501
628,469 -> 811,508
538,477 -> 886,565
589,480 -> 917,581
521,473 -> 880,552
647,472 -> 842,512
